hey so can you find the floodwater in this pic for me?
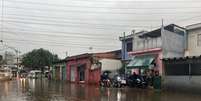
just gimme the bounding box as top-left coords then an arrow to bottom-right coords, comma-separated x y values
0,79 -> 201,101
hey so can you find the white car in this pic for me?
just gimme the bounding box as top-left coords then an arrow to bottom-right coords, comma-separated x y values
0,68 -> 12,81
27,70 -> 42,79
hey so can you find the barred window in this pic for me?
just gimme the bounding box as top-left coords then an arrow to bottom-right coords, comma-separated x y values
197,34 -> 201,46
126,42 -> 133,52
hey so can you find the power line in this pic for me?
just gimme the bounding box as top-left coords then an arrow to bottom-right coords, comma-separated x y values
3,16 -> 153,28
72,0 -> 201,3
7,0 -> 201,4
3,23 -> 123,37
6,6 -> 201,15
3,20 -> 131,30
163,14 -> 201,27
4,38 -> 120,49
1,0 -> 5,41
5,0 -> 201,10
4,13 -> 176,22
2,29 -> 118,40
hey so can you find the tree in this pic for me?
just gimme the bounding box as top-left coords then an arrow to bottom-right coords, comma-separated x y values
22,48 -> 59,70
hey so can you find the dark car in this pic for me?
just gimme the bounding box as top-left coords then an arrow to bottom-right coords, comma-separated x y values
19,70 -> 28,78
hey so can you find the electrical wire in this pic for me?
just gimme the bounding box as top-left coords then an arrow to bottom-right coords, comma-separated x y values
4,38 -> 120,49
2,29 -> 118,40
3,16 -> 153,28
6,6 -> 201,15
5,0 -> 201,10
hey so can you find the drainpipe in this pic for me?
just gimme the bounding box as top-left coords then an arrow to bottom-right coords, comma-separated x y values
184,30 -> 188,56
189,63 -> 191,80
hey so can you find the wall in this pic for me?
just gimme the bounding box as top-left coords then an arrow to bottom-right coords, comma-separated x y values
163,76 -> 201,92
121,38 -> 132,60
133,36 -> 162,52
186,28 -> 201,56
89,68 -> 101,84
99,59 -> 122,77
129,49 -> 163,75
162,30 -> 185,58
66,58 -> 91,84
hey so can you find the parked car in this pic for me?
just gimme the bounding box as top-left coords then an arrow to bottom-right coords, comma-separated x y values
0,67 -> 12,81
27,70 -> 42,79
44,70 -> 50,78
19,70 -> 28,79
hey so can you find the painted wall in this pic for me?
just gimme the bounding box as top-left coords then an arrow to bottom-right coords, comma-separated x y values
100,59 -> 122,71
52,63 -> 66,81
121,38 -> 133,60
133,36 -> 162,52
162,29 -> 185,58
66,58 -> 91,84
163,76 -> 201,92
186,28 -> 201,56
129,49 -> 163,75
89,68 -> 101,84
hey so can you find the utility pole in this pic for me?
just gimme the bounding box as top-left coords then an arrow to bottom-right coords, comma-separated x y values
65,51 -> 68,57
1,0 -> 4,41
123,32 -> 126,74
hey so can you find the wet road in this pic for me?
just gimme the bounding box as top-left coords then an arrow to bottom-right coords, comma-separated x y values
0,79 -> 201,101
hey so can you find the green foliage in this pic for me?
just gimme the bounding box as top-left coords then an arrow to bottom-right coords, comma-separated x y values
22,48 -> 59,69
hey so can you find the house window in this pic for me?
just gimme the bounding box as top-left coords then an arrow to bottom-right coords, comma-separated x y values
126,42 -> 132,52
197,34 -> 201,46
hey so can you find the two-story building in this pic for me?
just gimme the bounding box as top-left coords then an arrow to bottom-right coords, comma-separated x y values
162,23 -> 201,92
127,24 -> 186,76
185,23 -> 201,56
119,31 -> 147,61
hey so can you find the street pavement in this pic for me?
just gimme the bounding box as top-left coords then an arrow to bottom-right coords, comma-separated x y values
0,79 -> 201,101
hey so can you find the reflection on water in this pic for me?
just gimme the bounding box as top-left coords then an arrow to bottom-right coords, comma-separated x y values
0,79 -> 201,101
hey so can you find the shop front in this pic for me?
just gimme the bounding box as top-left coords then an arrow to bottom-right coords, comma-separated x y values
127,48 -> 163,76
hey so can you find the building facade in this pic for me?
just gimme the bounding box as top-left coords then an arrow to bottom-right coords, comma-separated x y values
66,50 -> 122,84
127,24 -> 186,75
186,23 -> 201,56
119,31 -> 147,61
162,23 -> 201,92
51,60 -> 66,81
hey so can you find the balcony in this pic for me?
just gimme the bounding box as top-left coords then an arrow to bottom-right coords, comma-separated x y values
133,37 -> 162,51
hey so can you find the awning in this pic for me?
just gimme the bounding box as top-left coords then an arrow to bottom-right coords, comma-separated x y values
127,55 -> 155,69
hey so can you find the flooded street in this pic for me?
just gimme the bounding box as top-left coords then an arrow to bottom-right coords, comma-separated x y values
0,79 -> 201,101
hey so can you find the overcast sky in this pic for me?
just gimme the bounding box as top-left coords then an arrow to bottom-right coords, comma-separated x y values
1,0 -> 201,58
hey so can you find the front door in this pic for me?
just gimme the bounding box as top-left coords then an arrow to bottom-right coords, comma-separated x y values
70,65 -> 75,81
78,64 -> 85,81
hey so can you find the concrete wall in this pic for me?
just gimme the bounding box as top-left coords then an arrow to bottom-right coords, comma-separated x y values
163,76 -> 201,92
133,35 -> 162,52
66,58 -> 91,83
99,59 -> 122,77
186,28 -> 201,56
100,59 -> 122,71
162,30 -> 185,58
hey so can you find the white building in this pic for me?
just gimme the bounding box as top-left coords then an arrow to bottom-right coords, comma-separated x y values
186,23 -> 201,56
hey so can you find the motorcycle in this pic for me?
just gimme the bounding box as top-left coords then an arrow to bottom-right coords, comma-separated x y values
112,75 -> 126,88
127,75 -> 148,88
100,71 -> 112,87
100,79 -> 111,87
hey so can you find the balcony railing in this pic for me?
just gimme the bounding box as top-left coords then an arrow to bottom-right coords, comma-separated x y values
133,37 -> 162,51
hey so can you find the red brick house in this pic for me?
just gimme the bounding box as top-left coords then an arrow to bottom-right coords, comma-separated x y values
66,50 -> 121,85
